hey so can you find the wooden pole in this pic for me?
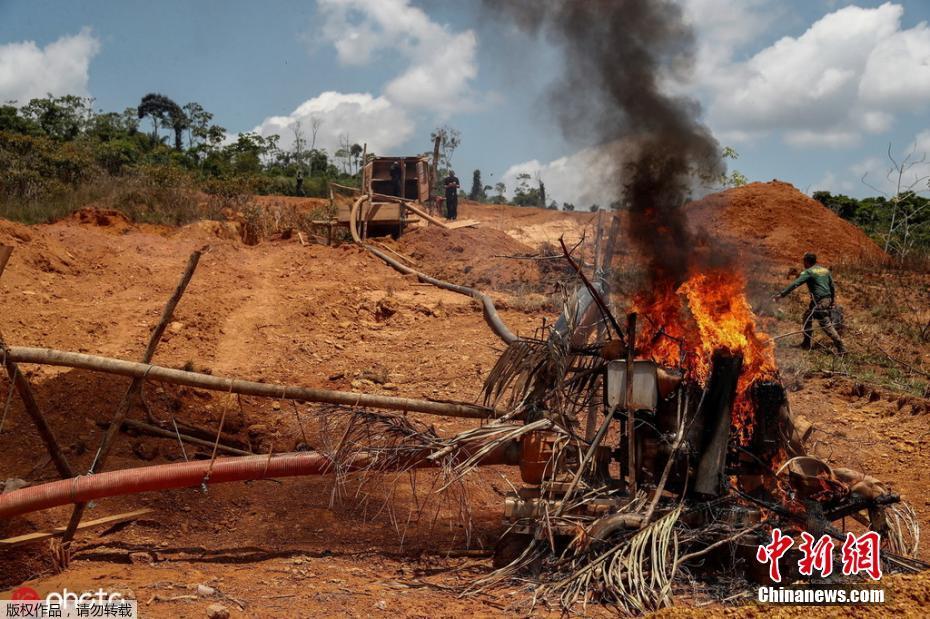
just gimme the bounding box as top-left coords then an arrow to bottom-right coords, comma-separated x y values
5,347 -> 505,419
401,201 -> 450,229
0,246 -> 75,480
1,337 -> 75,479
599,213 -> 622,273
361,143 -> 370,241
431,135 -> 441,215
584,214 -> 607,441
694,352 -> 743,496
114,418 -> 251,456
62,249 -> 202,543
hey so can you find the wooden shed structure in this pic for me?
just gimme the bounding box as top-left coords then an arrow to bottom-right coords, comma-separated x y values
321,156 -> 436,240
365,156 -> 432,203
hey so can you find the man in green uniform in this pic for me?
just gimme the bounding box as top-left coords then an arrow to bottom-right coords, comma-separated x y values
772,252 -> 846,353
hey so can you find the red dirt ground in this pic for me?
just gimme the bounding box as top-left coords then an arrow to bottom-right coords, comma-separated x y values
687,180 -> 884,266
391,225 -> 540,290
1,181 -> 928,617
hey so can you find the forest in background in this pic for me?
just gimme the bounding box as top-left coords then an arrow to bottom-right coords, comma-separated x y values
0,93 -> 927,259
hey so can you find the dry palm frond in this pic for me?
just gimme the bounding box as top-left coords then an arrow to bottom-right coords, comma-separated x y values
432,418 -> 557,491
481,338 -> 553,410
481,336 -> 606,429
312,406 -> 481,544
885,502 -> 921,558
542,505 -> 683,615
48,538 -> 71,574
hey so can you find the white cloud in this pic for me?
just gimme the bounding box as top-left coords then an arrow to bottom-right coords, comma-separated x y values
811,170 -> 855,195
860,20 -> 930,108
851,138 -> 930,195
0,28 -> 100,105
851,156 -> 885,180
252,91 -> 414,155
317,0 -> 478,115
706,3 -> 930,148
501,145 -> 621,208
680,0 -> 777,86
784,129 -> 859,148
252,0 -> 479,165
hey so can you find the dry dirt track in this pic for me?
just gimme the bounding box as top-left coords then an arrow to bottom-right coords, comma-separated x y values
1,185 -> 930,617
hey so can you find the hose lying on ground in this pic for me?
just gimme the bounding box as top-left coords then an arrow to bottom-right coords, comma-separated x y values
349,194 -> 518,344
0,441 -> 521,520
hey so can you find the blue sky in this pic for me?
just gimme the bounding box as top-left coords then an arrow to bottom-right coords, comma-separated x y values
1,0 -> 929,205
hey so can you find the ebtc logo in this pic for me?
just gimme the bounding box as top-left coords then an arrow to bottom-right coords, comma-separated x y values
46,588 -> 125,604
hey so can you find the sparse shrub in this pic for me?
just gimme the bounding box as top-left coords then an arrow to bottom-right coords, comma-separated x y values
111,164 -> 200,225
240,201 -> 265,245
202,175 -> 256,214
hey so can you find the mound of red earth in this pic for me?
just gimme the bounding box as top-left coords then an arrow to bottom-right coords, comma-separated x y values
687,181 -> 884,266
0,219 -> 77,275
392,225 -> 540,291
70,207 -> 133,230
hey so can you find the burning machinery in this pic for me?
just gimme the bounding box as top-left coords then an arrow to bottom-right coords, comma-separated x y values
477,259 -> 922,608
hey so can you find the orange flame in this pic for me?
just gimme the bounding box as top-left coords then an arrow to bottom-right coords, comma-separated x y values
634,268 -> 777,445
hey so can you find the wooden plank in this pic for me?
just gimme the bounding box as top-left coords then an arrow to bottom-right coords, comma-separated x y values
0,509 -> 153,547
446,219 -> 480,230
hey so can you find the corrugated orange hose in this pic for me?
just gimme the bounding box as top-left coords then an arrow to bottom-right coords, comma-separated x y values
0,443 -> 519,520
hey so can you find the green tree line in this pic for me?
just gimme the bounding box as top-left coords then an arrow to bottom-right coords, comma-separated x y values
813,191 -> 930,258
0,93 -> 362,223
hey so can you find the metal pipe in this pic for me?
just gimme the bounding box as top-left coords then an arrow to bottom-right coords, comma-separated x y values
3,347 -> 502,419
348,195 -> 517,344
0,441 -> 520,520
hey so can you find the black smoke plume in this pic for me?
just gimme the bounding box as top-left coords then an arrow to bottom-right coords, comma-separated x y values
488,0 -> 723,286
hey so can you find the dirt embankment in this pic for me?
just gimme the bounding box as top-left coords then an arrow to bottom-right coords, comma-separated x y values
687,181 -> 884,267
391,225 -> 541,291
0,208 -> 546,607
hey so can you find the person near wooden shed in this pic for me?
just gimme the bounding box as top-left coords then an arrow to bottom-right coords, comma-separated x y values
443,171 -> 460,221
389,160 -> 402,197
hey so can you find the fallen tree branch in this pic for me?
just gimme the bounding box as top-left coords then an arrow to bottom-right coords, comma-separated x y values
675,523 -> 764,564
110,418 -> 252,456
